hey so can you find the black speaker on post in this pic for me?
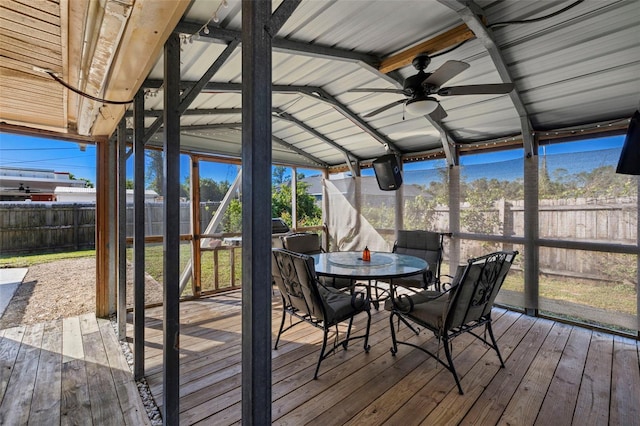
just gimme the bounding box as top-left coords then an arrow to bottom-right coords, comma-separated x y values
373,154 -> 403,191
616,109 -> 640,175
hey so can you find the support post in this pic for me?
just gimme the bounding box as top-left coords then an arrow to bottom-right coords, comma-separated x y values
96,138 -> 109,317
190,157 -> 202,297
291,167 -> 298,229
637,177 -> 640,336
241,1 -> 272,423
133,88 -> 146,380
524,151 -> 539,316
117,119 -> 127,339
448,165 -> 461,272
322,168 -> 330,251
395,158 -> 403,238
95,134 -> 117,317
162,32 -> 181,425
108,135 -> 118,315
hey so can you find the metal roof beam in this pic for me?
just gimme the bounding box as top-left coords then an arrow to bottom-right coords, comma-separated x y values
144,40 -> 240,144
125,108 -> 241,118
425,116 -> 458,166
174,21 -> 380,68
276,86 -> 402,154
273,108 -> 361,161
266,0 -> 302,38
438,0 -> 535,156
143,80 -> 401,154
271,135 -> 329,168
126,122 -> 328,168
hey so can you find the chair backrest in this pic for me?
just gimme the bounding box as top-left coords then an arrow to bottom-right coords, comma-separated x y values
281,232 -> 323,255
393,230 -> 444,282
445,250 -> 517,330
272,248 -> 327,321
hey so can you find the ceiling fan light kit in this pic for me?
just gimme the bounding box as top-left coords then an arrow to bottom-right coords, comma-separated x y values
405,97 -> 439,116
355,52 -> 514,120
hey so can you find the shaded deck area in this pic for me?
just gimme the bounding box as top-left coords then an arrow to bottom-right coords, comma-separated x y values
1,291 -> 638,425
138,291 -> 639,425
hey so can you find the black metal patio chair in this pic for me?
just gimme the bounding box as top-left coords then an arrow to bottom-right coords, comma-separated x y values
281,232 -> 354,291
390,230 -> 449,291
385,250 -> 518,394
272,248 -> 371,379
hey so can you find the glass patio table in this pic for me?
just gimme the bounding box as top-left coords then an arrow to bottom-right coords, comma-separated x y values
310,251 -> 428,308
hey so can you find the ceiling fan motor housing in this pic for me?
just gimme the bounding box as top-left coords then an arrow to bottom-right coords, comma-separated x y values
412,53 -> 431,70
404,71 -> 428,96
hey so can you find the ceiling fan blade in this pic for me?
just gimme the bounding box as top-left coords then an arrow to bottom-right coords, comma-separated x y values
349,88 -> 405,94
438,83 -> 515,96
424,60 -> 470,88
428,104 -> 448,121
364,99 -> 406,118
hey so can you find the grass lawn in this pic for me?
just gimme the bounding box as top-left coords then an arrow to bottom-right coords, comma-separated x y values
501,274 -> 637,316
0,250 -> 96,268
125,243 -> 242,296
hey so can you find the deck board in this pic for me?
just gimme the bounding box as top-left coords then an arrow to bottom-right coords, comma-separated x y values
137,292 -> 639,425
535,326 -> 592,425
572,330 -> 614,426
0,313 -> 149,425
0,290 -> 638,425
610,335 -> 640,426
29,320 -> 63,425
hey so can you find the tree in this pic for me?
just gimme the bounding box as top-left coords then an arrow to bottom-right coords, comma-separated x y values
181,176 -> 231,201
68,173 -> 94,188
272,173 -> 322,227
125,179 -> 134,189
146,150 -> 164,195
223,198 -> 243,232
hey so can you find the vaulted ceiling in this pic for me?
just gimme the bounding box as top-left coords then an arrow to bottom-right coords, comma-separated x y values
1,0 -> 638,171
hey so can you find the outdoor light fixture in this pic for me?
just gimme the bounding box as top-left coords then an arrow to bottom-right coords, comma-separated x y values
405,97 -> 439,116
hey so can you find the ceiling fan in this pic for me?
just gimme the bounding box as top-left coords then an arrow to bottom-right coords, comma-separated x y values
352,53 -> 514,121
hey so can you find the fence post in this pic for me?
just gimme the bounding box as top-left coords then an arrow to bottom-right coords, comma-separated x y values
73,203 -> 80,251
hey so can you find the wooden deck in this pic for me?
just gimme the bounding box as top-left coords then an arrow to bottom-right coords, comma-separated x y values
138,291 -> 640,426
0,314 -> 150,425
2,291 -> 638,425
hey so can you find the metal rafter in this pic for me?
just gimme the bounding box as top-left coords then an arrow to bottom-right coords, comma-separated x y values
276,86 -> 402,154
143,80 -> 401,154
271,135 -> 329,168
144,40 -> 240,144
174,21 -> 380,68
273,108 -> 360,161
267,0 -> 302,37
438,0 -> 535,156
125,108 -> 241,117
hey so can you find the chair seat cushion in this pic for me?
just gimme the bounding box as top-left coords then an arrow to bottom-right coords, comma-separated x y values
320,276 -> 353,290
407,297 -> 448,329
390,274 -> 427,288
383,290 -> 447,312
319,286 -> 367,323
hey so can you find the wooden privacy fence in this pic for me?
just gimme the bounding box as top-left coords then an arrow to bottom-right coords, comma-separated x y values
0,203 -> 95,254
1,198 -> 637,284
0,202 -> 220,255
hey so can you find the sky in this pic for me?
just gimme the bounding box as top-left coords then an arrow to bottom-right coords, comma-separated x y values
0,132 -> 318,185
0,131 -> 624,186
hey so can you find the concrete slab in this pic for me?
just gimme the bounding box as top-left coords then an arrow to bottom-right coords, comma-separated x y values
0,268 -> 28,318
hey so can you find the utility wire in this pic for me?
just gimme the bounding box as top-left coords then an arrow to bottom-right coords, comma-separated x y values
44,70 -> 134,105
488,0 -> 585,29
433,0 -> 586,57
